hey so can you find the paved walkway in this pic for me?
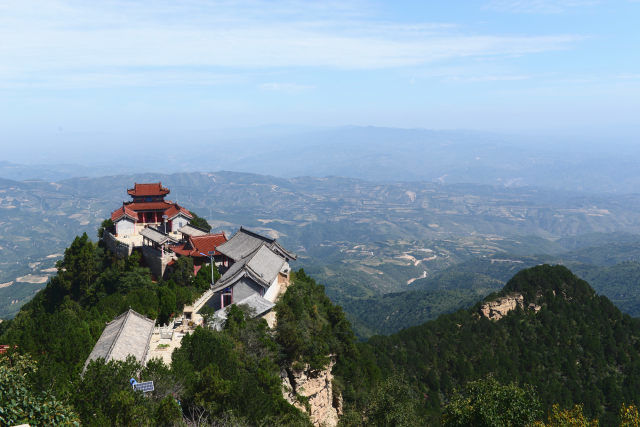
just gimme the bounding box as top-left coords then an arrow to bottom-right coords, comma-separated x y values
145,288 -> 214,366
146,329 -> 186,365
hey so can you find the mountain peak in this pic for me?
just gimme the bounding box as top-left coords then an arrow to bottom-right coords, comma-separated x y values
501,264 -> 596,305
477,265 -> 597,321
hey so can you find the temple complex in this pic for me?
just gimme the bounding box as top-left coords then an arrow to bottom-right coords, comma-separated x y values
104,183 -> 217,277
102,183 -> 296,329
96,183 -> 298,370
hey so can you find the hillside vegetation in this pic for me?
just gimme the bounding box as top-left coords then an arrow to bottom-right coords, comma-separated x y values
0,233 -> 365,425
3,227 -> 640,426
345,253 -> 640,338
366,265 -> 640,424
0,233 -> 212,394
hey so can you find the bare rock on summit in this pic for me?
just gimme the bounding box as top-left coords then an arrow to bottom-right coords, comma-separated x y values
480,293 -> 524,320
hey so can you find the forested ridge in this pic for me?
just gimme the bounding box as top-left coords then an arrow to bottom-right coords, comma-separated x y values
344,253 -> 640,338
2,233 -> 640,425
366,265 -> 640,424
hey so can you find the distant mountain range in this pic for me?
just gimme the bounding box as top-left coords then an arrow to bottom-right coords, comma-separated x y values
3,126 -> 640,193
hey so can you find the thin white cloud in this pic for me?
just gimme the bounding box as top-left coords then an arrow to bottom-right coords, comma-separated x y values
616,73 -> 640,80
259,83 -> 315,93
0,69 -> 246,90
486,0 -> 600,13
409,65 -> 536,84
446,74 -> 532,82
0,0 -> 584,89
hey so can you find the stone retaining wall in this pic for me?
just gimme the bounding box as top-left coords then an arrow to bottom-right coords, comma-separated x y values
141,245 -> 174,279
104,232 -> 133,257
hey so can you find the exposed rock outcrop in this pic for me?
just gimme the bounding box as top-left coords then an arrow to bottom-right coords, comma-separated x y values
282,358 -> 342,427
480,293 -> 524,320
480,293 -> 541,320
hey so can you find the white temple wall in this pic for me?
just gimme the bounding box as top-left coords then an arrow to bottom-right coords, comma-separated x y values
264,278 -> 280,303
115,218 -> 135,237
172,215 -> 189,232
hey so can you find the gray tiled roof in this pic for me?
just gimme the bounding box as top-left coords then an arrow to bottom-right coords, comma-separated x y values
207,293 -> 275,331
83,309 -> 155,373
246,245 -> 286,286
140,227 -> 174,245
215,228 -> 269,260
213,244 -> 285,291
235,294 -> 275,317
178,224 -> 208,237
213,294 -> 275,320
213,257 -> 248,289
216,227 -> 296,261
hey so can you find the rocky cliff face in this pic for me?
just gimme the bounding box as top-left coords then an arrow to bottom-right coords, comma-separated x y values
282,358 -> 342,427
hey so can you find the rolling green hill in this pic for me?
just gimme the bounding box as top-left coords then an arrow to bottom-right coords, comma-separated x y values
364,265 -> 640,424
344,256 -> 640,338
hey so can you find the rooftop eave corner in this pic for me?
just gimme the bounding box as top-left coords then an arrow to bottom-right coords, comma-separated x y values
275,243 -> 297,261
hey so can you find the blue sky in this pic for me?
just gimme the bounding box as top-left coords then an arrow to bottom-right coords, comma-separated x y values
1,0 -> 639,162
